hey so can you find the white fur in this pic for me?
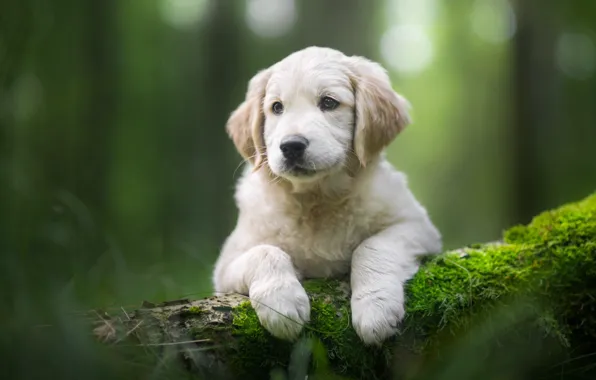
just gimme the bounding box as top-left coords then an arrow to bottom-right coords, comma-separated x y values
213,47 -> 442,346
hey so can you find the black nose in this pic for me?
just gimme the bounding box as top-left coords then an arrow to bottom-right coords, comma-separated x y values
280,135 -> 309,161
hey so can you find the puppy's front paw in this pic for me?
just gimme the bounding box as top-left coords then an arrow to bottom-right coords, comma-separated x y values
249,278 -> 310,341
351,292 -> 405,346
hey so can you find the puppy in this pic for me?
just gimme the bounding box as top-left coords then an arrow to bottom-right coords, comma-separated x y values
212,46 -> 442,346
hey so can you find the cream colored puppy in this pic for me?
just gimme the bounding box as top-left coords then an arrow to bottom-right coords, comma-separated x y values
212,46 -> 442,346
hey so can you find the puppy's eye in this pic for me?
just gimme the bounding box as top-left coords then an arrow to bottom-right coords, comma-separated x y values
319,96 -> 339,111
272,101 -> 284,115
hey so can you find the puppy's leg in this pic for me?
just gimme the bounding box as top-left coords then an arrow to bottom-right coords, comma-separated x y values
350,221 -> 441,346
214,244 -> 310,341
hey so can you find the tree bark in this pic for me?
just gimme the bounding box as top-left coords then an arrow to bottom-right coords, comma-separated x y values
93,193 -> 596,380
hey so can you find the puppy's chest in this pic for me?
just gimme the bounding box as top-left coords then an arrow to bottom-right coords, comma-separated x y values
269,200 -> 378,275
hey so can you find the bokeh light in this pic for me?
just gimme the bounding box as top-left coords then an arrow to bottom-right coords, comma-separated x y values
470,0 -> 516,44
380,0 -> 438,76
159,0 -> 210,30
556,32 -> 596,80
245,0 -> 297,38
380,25 -> 434,76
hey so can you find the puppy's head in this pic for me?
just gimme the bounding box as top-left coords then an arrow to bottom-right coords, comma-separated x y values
226,46 -> 411,182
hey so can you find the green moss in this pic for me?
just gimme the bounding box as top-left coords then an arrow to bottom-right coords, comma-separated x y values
179,305 -> 204,318
227,284 -> 391,379
406,193 -> 595,337
306,292 -> 393,379
228,301 -> 294,377
302,278 -> 347,297
225,192 -> 596,379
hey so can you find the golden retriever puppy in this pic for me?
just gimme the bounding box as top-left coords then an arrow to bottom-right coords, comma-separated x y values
212,46 -> 442,346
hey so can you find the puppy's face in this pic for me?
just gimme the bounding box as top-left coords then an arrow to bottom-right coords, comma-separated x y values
226,47 -> 411,183
263,55 -> 355,181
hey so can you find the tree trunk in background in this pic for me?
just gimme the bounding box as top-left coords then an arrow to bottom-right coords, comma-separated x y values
165,0 -> 246,250
541,1 -> 596,211
106,0 -> 173,271
297,0 -> 380,58
193,0 -> 245,242
1,0 -> 118,291
511,0 -> 561,225
81,0 -> 117,219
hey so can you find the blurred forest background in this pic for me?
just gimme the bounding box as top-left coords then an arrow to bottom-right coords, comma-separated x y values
1,0 -> 595,378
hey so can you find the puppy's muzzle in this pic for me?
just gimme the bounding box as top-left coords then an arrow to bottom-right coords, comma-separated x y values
280,135 -> 309,162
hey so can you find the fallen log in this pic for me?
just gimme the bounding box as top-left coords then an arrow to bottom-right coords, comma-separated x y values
93,193 -> 596,380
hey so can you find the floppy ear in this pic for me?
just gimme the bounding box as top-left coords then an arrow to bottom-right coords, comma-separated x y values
226,68 -> 272,169
347,56 -> 412,167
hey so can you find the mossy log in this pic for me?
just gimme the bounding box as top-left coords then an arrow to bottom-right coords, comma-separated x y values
94,193 -> 596,380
